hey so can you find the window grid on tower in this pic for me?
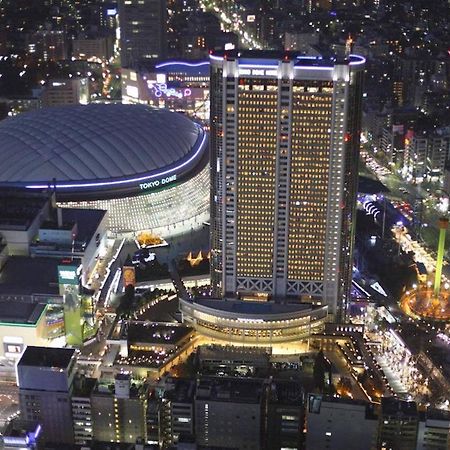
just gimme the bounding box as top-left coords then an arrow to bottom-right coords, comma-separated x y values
288,86 -> 333,281
236,79 -> 278,278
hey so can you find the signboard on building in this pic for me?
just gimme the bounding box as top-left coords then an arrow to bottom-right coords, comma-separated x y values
58,265 -> 82,346
123,265 -> 136,288
57,265 -> 79,285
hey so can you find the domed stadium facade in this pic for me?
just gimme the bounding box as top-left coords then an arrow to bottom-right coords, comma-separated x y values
0,104 -> 209,236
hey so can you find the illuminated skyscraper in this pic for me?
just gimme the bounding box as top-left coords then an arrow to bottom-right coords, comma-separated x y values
210,50 -> 365,319
118,0 -> 167,68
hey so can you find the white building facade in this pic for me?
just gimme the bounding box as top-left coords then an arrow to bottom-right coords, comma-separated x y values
210,51 -> 365,318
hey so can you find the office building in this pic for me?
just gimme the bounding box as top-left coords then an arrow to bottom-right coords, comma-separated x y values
195,376 -> 264,449
417,408 -> 450,450
118,0 -> 167,68
306,394 -> 378,450
378,397 -> 419,450
91,373 -> 149,444
159,377 -> 195,447
42,78 -> 89,107
31,30 -> 67,62
403,127 -> 450,183
266,380 -> 305,450
210,50 -> 365,318
17,346 -> 77,445
71,376 -> 96,446
72,37 -> 114,62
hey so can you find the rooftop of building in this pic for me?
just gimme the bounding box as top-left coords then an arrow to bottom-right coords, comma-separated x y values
193,297 -> 320,316
270,380 -> 304,405
111,321 -> 193,346
0,255 -> 78,296
115,372 -> 131,381
195,376 -> 264,404
163,377 -> 196,403
309,393 -> 378,419
39,208 -> 107,243
93,378 -> 148,399
313,393 -> 370,408
0,191 -> 48,231
18,346 -> 75,368
381,396 -> 418,417
0,301 -> 46,325
425,408 -> 450,422
72,376 -> 97,398
0,104 -> 205,189
210,49 -> 365,68
198,344 -> 270,364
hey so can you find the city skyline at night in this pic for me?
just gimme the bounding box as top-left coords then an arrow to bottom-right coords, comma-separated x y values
0,0 -> 448,449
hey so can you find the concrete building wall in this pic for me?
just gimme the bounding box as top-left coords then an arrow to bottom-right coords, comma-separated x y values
416,418 -> 450,450
19,390 -> 74,444
195,399 -> 261,449
306,397 -> 377,450
91,393 -> 147,444
42,78 -> 89,107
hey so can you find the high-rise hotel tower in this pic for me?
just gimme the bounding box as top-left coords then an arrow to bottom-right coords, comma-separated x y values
210,50 -> 364,319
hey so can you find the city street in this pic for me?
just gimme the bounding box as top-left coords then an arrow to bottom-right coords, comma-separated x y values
361,149 -> 449,256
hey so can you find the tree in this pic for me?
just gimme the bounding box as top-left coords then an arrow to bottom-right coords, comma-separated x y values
116,284 -> 135,318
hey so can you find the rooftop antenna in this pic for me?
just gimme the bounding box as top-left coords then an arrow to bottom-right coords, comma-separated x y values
345,34 -> 354,58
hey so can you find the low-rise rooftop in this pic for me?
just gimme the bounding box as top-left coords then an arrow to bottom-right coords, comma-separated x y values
0,256 -> 63,297
163,377 -> 196,403
0,191 -> 48,231
0,301 -> 46,325
381,396 -> 418,417
196,376 -> 263,404
18,346 -> 75,369
195,298 -> 315,315
198,345 -> 270,365
110,321 -> 193,347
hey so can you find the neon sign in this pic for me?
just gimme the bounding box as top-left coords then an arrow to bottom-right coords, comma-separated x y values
148,81 -> 192,99
155,61 -> 209,69
140,174 -> 177,190
25,125 -> 206,189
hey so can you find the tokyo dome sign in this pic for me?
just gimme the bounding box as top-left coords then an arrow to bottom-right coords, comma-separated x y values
139,174 -> 177,191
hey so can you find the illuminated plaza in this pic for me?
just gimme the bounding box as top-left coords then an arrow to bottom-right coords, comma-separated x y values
400,283 -> 450,322
398,218 -> 450,322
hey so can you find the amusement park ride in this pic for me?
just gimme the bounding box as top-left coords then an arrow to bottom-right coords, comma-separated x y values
401,217 -> 450,322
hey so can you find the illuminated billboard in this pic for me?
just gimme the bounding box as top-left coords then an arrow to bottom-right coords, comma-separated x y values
57,265 -> 79,285
123,265 -> 136,287
58,265 -> 82,346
